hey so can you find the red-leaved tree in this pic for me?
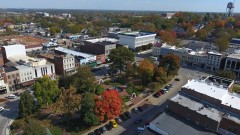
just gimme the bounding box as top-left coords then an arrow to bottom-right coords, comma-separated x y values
95,90 -> 122,122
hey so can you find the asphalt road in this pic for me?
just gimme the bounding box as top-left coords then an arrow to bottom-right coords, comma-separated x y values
85,67 -> 210,135
0,98 -> 19,135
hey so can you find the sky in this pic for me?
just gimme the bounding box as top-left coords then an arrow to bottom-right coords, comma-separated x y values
0,0 -> 239,13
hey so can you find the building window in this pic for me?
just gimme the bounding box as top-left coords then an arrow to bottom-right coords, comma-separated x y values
16,73 -> 19,77
9,81 -> 11,85
12,74 -> 15,78
8,75 -> 10,79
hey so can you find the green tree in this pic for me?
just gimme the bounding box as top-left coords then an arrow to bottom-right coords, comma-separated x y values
159,54 -> 180,76
216,70 -> 237,80
215,37 -> 229,52
73,66 -> 96,93
94,85 -> 104,96
19,92 -> 35,118
52,86 -> 81,125
148,82 -> 161,92
196,29 -> 208,40
81,93 -> 100,126
108,47 -> 134,74
33,76 -> 60,107
24,119 -> 45,135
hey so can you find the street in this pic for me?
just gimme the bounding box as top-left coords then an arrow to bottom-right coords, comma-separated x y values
84,67 -> 210,135
0,98 -> 19,135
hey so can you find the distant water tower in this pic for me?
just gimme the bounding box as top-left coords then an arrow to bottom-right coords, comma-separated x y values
226,2 -> 235,17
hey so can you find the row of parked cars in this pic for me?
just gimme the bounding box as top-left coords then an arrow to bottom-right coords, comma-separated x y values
153,84 -> 173,98
88,106 -> 145,135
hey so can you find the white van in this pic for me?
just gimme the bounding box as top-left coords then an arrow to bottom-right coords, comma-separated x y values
137,127 -> 145,133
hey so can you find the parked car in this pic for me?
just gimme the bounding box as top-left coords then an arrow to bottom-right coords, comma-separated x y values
137,127 -> 145,133
99,126 -> 107,133
153,92 -> 160,98
124,111 -> 132,118
132,107 -> 139,113
105,124 -> 113,131
119,114 -> 128,121
6,94 -> 17,99
175,78 -> 180,81
135,118 -> 143,124
137,106 -> 143,112
0,106 -> 4,112
94,129 -> 101,135
88,132 -> 96,135
115,87 -> 123,93
115,117 -> 122,124
110,119 -> 118,128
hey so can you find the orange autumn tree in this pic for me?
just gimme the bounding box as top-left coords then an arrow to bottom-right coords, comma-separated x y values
138,59 -> 155,85
95,90 -> 122,122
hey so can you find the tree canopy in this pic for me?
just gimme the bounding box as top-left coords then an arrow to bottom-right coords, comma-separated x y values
159,54 -> 180,76
215,37 -> 230,52
95,90 -> 122,122
33,76 -> 60,107
108,47 -> 134,73
19,92 -> 35,118
138,59 -> 155,85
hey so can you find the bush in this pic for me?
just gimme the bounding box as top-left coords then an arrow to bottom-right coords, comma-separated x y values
50,126 -> 63,135
122,96 -> 129,103
95,85 -> 104,95
126,86 -> 142,96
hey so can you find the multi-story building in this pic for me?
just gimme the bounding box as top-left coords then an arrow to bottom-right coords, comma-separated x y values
157,44 -> 222,71
54,47 -> 97,67
118,31 -> 156,50
163,76 -> 240,135
15,65 -> 35,87
224,53 -> 240,77
4,67 -> 20,91
1,44 -> 56,80
0,67 -> 7,94
81,39 -> 117,64
38,53 -> 76,76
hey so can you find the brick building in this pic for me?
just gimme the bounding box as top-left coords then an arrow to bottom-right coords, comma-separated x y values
162,76 -> 240,135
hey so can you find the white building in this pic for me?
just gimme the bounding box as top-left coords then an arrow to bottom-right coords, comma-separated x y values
157,44 -> 222,71
224,53 -> 240,77
1,44 -> 55,79
118,31 -> 156,50
15,65 -> 35,84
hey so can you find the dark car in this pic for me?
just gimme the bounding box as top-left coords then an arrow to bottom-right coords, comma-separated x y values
105,124 -> 113,131
99,126 -> 107,133
153,92 -> 160,98
132,107 -> 139,113
137,106 -> 143,112
124,111 -> 132,118
175,78 -> 180,81
115,117 -> 122,124
135,118 -> 143,124
88,132 -> 96,135
94,129 -> 101,135
119,114 -> 128,121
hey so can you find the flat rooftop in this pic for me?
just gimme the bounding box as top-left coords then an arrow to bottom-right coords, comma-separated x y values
149,111 -> 217,135
227,53 -> 240,59
183,76 -> 240,111
171,94 -> 222,122
119,31 -> 156,37
55,47 -> 94,58
183,79 -> 228,100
